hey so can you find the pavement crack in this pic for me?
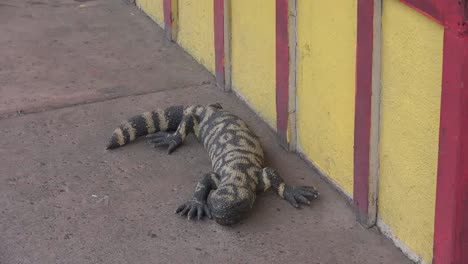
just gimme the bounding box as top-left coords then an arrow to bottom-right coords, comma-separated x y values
0,82 -> 214,121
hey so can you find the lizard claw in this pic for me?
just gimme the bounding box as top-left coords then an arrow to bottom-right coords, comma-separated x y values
146,132 -> 182,154
283,185 -> 319,208
175,200 -> 212,220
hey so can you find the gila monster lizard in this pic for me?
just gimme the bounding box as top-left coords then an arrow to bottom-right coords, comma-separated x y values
106,103 -> 319,225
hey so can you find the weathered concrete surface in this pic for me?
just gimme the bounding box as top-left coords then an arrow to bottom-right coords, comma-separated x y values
1,87 -> 412,264
0,1 -> 412,263
0,0 -> 212,118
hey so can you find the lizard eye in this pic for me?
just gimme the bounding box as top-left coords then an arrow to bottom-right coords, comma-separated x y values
208,102 -> 223,109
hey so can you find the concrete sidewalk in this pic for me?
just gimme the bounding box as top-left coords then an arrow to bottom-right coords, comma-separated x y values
0,0 -> 411,263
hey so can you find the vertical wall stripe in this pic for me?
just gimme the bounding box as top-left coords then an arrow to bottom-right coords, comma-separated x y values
368,0 -> 382,228
163,0 -> 172,40
275,0 -> 289,148
459,47 -> 468,263
354,0 -> 381,227
214,0 -> 225,89
223,0 -> 232,92
433,2 -> 468,263
287,0 -> 297,151
434,30 -> 467,264
163,0 -> 178,41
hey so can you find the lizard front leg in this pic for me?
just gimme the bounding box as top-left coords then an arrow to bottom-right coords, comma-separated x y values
258,167 -> 319,208
176,172 -> 220,220
146,114 -> 198,154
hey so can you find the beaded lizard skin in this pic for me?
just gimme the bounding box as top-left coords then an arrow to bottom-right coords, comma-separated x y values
106,103 -> 319,225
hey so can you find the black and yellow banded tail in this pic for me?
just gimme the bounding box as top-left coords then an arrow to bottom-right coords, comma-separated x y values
106,105 -> 185,149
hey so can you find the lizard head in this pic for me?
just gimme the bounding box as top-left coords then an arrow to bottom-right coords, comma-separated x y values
207,185 -> 256,226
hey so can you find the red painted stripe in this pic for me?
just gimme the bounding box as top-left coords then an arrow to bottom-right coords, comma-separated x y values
460,63 -> 468,261
400,0 -> 443,24
433,27 -> 468,264
163,0 -> 172,40
275,0 -> 289,142
353,0 -> 374,224
214,0 -> 225,87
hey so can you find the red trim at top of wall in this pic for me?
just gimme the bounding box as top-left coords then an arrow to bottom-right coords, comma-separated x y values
214,0 -> 225,88
400,0 -> 468,33
433,29 -> 468,264
275,0 -> 289,145
400,0 -> 443,24
354,0 -> 374,225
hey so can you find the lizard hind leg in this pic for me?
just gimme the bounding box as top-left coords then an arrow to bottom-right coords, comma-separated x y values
146,114 -> 198,154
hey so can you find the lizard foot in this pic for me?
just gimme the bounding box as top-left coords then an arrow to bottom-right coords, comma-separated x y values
283,185 -> 319,208
146,132 -> 182,154
175,200 -> 212,220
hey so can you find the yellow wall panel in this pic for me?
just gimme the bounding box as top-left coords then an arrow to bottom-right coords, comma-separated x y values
296,0 -> 357,195
379,0 -> 443,262
177,0 -> 215,74
231,0 -> 276,127
136,0 -> 164,27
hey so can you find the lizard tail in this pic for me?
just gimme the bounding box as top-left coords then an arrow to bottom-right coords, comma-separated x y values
106,105 -> 185,149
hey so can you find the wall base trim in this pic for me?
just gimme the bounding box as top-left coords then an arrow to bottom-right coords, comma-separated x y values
377,217 -> 428,264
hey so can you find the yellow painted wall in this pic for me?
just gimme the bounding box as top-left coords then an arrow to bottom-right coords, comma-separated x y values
133,2 -> 444,261
136,0 -> 164,27
379,0 -> 443,262
177,0 -> 215,74
231,0 -> 276,127
296,0 -> 357,195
